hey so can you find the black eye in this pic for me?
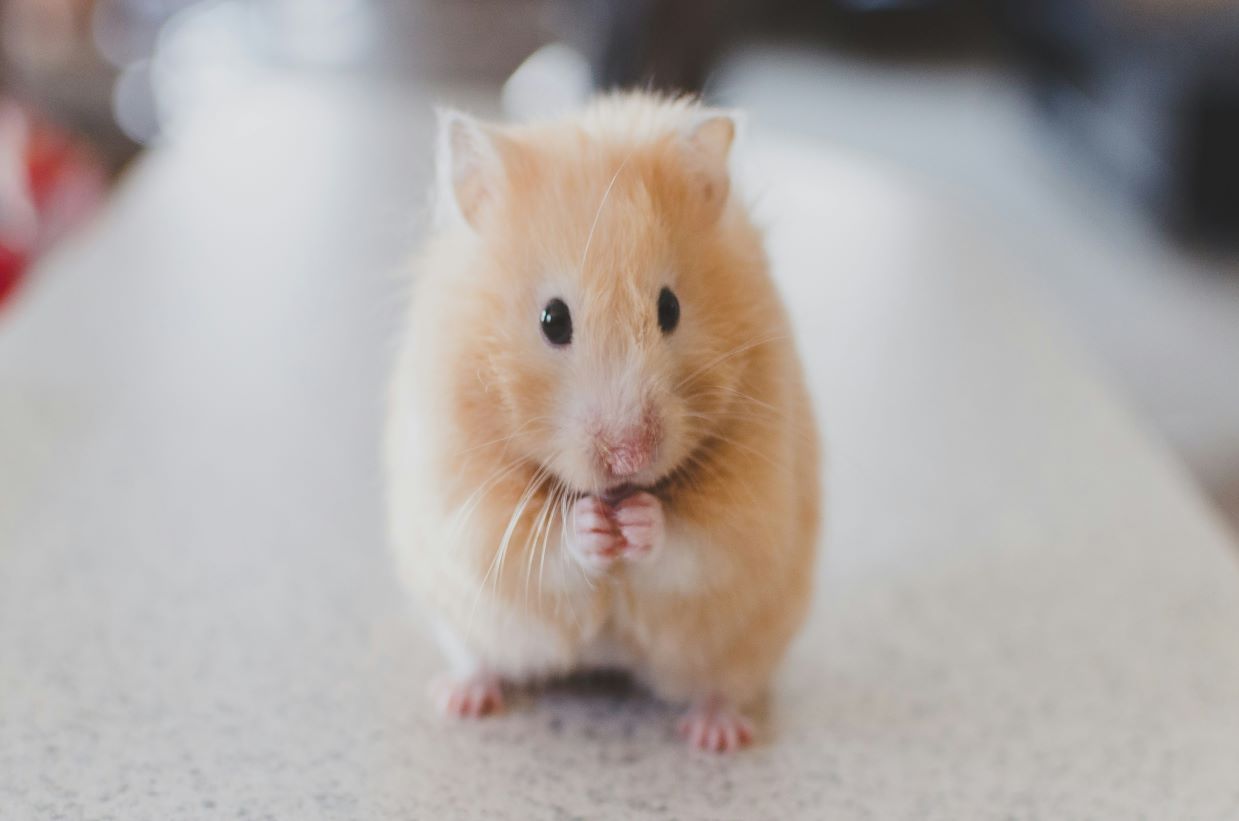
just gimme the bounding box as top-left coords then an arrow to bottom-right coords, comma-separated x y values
540,298 -> 572,346
657,287 -> 680,334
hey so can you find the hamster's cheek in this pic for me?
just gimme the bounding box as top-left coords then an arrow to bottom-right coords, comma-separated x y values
653,398 -> 696,475
532,408 -> 599,491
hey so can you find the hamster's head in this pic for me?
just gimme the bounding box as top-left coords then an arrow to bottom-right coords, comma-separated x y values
436,95 -> 769,498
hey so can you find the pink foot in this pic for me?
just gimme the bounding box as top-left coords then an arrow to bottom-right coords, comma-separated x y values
430,673 -> 505,718
568,495 -> 625,573
677,699 -> 754,753
611,491 -> 664,561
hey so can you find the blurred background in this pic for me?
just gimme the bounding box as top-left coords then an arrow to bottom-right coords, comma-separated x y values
2,0 -> 1238,528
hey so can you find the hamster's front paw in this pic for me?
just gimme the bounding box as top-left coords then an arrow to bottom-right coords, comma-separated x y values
568,495 -> 625,573
612,491 -> 664,561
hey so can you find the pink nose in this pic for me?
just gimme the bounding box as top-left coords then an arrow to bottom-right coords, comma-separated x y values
599,420 -> 660,477
605,440 -> 652,477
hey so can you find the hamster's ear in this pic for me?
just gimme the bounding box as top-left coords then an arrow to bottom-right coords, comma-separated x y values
435,109 -> 507,231
681,110 -> 741,224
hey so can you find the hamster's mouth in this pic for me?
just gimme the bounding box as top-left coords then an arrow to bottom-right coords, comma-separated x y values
600,482 -> 638,505
556,479 -> 647,505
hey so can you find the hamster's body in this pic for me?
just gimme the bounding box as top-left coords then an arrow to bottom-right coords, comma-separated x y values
386,93 -> 820,751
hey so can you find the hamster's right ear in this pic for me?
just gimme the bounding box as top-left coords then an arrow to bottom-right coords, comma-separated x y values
435,109 -> 507,231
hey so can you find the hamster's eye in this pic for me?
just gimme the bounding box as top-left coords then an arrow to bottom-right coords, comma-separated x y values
540,298 -> 573,346
657,287 -> 680,334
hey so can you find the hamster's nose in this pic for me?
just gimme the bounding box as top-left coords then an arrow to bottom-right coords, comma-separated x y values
598,416 -> 662,478
604,440 -> 650,477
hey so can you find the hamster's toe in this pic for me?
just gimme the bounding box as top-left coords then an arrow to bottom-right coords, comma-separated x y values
677,698 -> 754,753
612,491 -> 664,560
431,673 -> 505,718
568,495 -> 624,573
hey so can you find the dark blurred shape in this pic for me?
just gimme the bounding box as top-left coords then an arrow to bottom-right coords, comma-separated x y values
4,0 -> 1236,244
995,0 -> 1239,244
579,0 -> 993,92
582,0 -> 738,93
0,0 -> 134,169
578,0 -> 1239,245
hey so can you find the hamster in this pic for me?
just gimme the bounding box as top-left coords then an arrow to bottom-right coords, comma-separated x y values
385,92 -> 821,752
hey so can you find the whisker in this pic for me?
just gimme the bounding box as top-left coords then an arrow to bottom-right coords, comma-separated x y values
534,481 -> 564,608
695,385 -> 787,418
675,334 -> 787,391
696,427 -> 790,476
544,482 -> 568,601
446,457 -> 527,545
453,416 -> 553,458
523,479 -> 557,609
466,465 -> 547,635
580,147 -> 636,270
493,466 -> 549,597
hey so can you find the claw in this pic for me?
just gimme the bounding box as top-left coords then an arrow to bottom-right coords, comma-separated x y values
677,699 -> 754,753
430,673 -> 505,718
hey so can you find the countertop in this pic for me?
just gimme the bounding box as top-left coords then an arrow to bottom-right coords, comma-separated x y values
2,77 -> 1239,819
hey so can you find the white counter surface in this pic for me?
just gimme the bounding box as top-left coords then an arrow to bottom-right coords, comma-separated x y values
2,78 -> 1238,819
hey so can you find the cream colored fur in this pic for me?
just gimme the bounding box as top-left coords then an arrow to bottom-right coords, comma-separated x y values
385,92 -> 821,717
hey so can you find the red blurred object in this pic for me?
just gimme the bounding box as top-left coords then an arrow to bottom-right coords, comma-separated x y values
0,244 -> 27,305
0,100 -> 107,309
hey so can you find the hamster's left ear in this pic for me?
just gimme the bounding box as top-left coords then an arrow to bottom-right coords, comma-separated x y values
435,108 -> 509,231
682,109 -> 742,224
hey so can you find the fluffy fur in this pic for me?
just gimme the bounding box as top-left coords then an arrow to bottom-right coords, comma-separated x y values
386,92 -> 820,750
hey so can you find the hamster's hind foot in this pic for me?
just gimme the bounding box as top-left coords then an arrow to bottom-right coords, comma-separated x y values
677,697 -> 754,753
430,672 -> 505,718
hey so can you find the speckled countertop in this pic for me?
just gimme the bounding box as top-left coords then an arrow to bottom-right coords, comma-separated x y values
2,78 -> 1239,820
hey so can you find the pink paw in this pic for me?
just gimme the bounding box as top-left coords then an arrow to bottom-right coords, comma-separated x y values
612,491 -> 664,560
568,495 -> 626,573
430,673 -> 504,718
677,699 -> 754,753
569,492 -> 666,572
